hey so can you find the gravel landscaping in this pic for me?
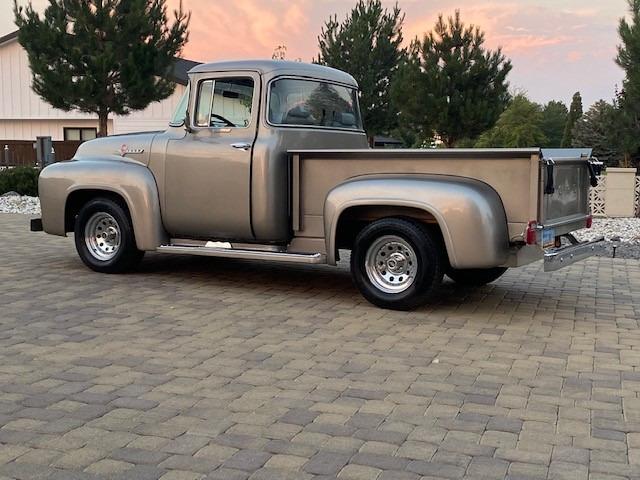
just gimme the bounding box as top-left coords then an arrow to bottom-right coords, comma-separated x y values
0,193 -> 41,214
3,194 -> 640,258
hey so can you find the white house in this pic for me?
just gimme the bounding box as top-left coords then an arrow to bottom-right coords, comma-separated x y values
0,30 -> 199,141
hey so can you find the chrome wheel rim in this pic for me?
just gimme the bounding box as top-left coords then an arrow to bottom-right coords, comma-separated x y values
84,212 -> 121,261
365,235 -> 418,294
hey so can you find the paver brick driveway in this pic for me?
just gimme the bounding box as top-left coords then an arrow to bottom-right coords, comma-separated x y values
1,213 -> 640,480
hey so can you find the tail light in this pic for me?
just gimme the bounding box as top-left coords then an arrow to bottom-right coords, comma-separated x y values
525,221 -> 538,245
586,215 -> 593,229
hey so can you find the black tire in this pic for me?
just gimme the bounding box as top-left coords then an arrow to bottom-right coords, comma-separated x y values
74,198 -> 144,273
446,267 -> 507,286
350,218 -> 444,310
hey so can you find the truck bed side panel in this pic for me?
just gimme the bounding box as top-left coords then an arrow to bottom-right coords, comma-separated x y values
291,149 -> 540,244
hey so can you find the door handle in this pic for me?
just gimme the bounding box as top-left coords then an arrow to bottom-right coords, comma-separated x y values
230,142 -> 251,151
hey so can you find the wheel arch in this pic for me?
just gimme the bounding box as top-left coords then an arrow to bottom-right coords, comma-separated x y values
39,159 -> 167,250
324,175 -> 510,268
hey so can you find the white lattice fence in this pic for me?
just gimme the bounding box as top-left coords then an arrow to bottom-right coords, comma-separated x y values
589,175 -> 606,217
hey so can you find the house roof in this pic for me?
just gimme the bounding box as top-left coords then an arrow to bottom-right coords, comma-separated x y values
0,30 -> 18,46
0,29 -> 199,85
170,58 -> 201,85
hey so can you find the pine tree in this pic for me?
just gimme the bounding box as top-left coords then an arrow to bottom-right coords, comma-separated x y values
571,100 -> 623,167
392,10 -> 512,147
615,0 -> 640,168
541,101 -> 568,147
561,92 -> 583,148
316,0 -> 405,143
14,0 -> 190,137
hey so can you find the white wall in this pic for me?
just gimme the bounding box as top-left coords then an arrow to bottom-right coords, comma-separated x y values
0,38 -> 185,139
112,85 -> 186,134
0,40 -> 96,122
0,119 -> 113,141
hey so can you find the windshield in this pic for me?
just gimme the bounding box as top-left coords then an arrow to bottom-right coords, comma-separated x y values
268,78 -> 363,130
169,85 -> 190,126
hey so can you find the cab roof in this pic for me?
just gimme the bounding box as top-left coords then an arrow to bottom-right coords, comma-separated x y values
188,60 -> 359,88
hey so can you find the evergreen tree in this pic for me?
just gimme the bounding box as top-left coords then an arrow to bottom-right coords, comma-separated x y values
571,100 -> 623,167
615,0 -> 640,168
392,10 -> 512,147
316,0 -> 405,143
389,50 -> 430,147
475,94 -> 547,148
14,0 -> 190,137
541,101 -> 568,147
561,92 -> 583,147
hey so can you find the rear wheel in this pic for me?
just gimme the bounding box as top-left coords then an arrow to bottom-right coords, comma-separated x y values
74,198 -> 144,273
446,267 -> 507,286
350,218 -> 443,310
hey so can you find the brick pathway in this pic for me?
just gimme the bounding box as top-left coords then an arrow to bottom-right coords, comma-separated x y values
1,212 -> 640,480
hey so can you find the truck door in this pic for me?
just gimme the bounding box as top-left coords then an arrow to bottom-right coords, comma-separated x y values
163,72 -> 259,240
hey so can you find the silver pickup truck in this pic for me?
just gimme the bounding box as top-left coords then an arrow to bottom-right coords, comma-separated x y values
33,60 -> 604,310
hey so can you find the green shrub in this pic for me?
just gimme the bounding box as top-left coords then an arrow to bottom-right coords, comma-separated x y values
0,167 -> 40,197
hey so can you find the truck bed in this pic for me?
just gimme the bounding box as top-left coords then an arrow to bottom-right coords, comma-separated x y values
290,148 -> 543,243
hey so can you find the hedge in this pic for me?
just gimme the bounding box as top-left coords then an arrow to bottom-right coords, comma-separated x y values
0,166 -> 40,197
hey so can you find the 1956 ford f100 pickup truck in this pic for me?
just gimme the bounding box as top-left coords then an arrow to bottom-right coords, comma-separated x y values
33,60 -> 605,310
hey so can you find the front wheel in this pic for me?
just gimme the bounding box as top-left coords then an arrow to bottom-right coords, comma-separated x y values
350,218 -> 444,310
446,267 -> 507,286
74,198 -> 144,273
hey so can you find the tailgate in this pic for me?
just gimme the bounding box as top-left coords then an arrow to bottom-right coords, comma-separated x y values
538,157 -> 594,237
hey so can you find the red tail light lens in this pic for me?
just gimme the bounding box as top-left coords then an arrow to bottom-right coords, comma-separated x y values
525,221 -> 538,245
586,215 -> 593,229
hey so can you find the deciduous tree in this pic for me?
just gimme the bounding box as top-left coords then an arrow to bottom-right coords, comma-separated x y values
14,0 -> 190,137
541,101 -> 568,148
475,94 -> 547,148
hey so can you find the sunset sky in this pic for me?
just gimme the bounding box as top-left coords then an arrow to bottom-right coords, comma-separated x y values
1,0 -> 630,108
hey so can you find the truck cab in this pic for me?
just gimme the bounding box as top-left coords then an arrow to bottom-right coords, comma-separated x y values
35,60 -> 604,310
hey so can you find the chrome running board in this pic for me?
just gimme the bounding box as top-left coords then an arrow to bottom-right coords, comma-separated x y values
157,245 -> 326,264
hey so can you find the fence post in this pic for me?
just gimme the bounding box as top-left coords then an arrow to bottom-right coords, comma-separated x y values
605,168 -> 637,217
3,144 -> 8,166
35,136 -> 54,169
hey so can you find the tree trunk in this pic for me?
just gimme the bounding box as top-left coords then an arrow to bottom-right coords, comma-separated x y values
97,110 -> 109,137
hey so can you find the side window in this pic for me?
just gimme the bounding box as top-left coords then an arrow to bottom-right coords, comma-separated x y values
195,77 -> 254,128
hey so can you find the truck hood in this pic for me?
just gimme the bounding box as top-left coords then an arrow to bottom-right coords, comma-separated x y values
73,131 -> 160,166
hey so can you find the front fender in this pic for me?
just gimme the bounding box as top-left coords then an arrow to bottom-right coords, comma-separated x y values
38,159 -> 167,250
324,175 -> 509,268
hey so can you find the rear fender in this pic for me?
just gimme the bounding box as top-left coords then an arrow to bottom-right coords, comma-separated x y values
324,175 -> 510,268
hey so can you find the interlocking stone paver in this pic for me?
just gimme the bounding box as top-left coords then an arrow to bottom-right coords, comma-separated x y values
1,213 -> 640,480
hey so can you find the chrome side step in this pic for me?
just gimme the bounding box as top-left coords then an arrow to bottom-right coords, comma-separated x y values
157,245 -> 326,264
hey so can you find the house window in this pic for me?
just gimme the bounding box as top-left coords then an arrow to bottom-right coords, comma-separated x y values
63,127 -> 98,142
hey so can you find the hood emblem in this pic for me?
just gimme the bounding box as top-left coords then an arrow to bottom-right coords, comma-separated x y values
119,144 -> 145,157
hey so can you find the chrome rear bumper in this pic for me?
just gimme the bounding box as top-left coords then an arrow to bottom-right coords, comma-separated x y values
543,236 -> 606,272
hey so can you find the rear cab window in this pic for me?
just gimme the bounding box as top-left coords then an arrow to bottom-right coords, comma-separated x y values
268,78 -> 363,131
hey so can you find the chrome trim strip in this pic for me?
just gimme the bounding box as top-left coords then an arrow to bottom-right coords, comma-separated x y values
157,245 -> 325,264
543,237 -> 606,272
